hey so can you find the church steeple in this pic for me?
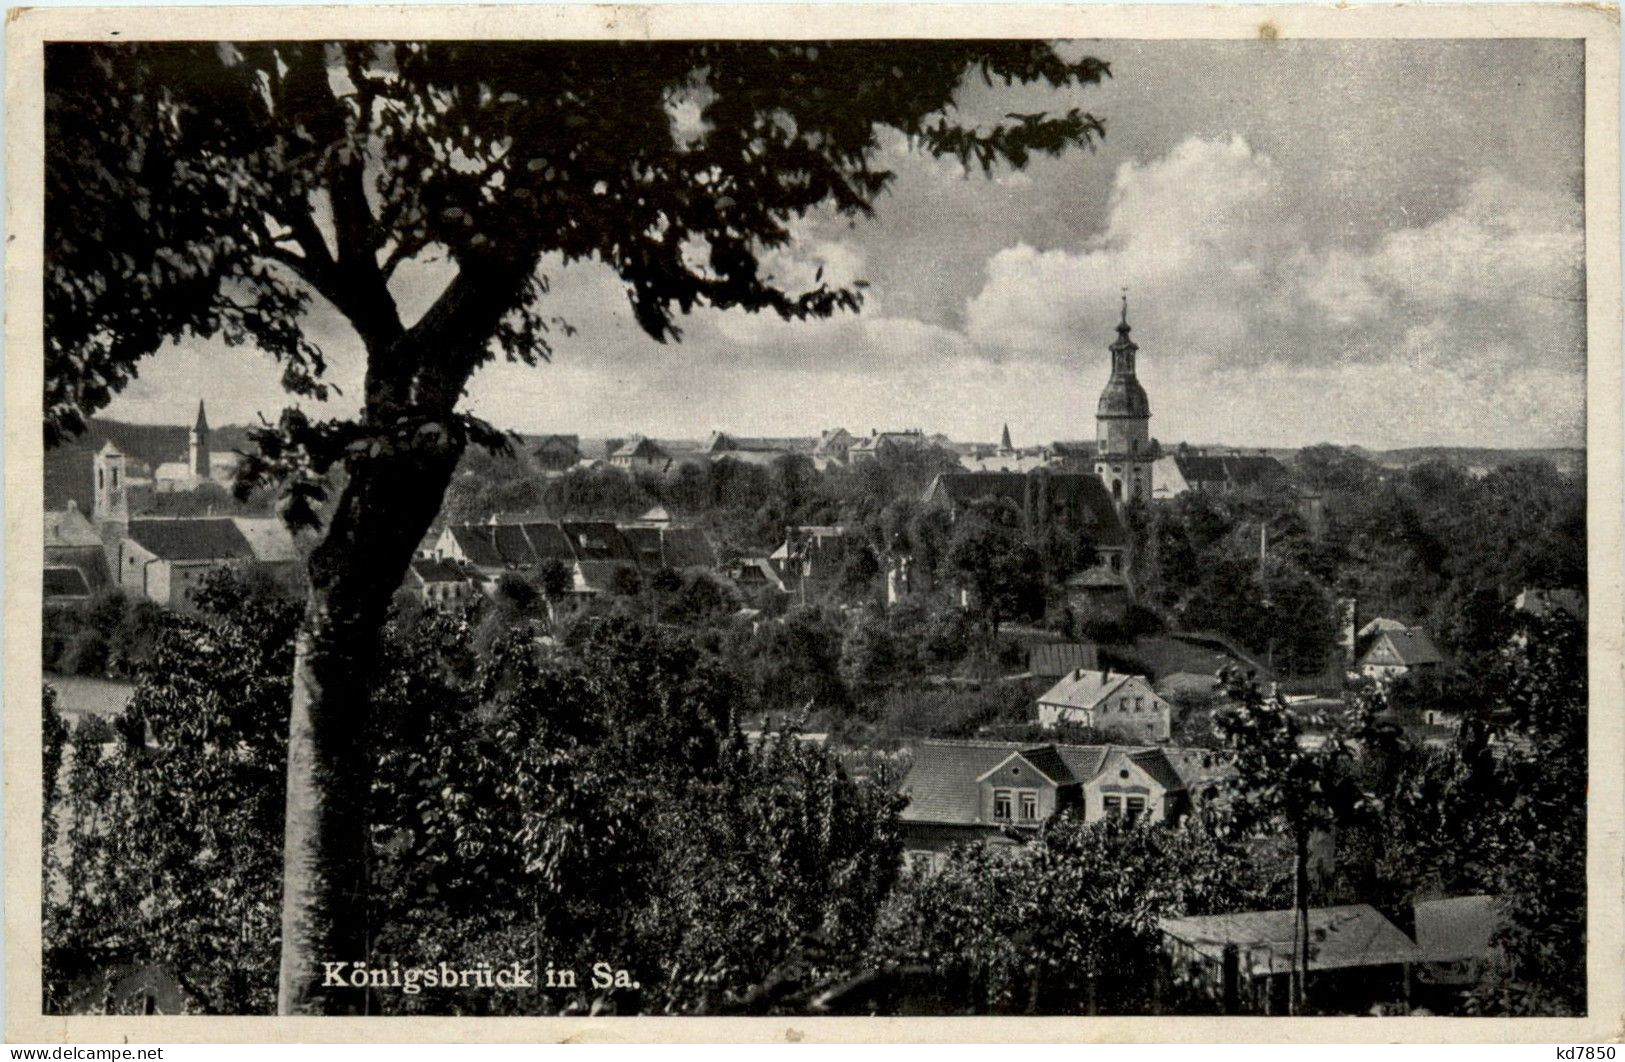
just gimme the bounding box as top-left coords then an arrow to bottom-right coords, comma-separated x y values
1110,293 -> 1138,375
189,399 -> 210,478
1000,422 -> 1013,452
1093,291 -> 1154,505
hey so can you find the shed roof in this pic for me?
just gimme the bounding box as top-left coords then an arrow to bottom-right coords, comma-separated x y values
1027,642 -> 1100,678
1161,904 -> 1422,976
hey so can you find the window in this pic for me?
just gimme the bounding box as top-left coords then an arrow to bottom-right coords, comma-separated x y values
1135,696 -> 1144,712
993,789 -> 1013,821
1126,796 -> 1147,822
1019,792 -> 1038,821
1103,795 -> 1122,817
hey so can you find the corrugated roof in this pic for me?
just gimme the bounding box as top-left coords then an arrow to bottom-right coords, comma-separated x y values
126,518 -> 254,561
1161,904 -> 1422,976
1028,642 -> 1100,678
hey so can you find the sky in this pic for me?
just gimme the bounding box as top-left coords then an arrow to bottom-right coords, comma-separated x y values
104,38 -> 1588,450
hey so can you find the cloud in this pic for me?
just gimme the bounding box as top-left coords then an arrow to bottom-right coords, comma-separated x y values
958,135 -> 1584,445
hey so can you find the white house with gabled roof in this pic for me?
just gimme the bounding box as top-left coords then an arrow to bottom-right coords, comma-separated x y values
1036,667 -> 1172,742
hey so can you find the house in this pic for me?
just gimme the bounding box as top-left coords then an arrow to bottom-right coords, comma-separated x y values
117,518 -> 257,605
849,429 -> 931,463
898,739 -> 1198,867
1151,447 -> 1290,499
402,558 -> 475,608
1514,587 -> 1585,623
1357,627 -> 1444,680
1036,668 -> 1172,742
436,519 -> 712,595
608,436 -> 672,472
531,434 -> 583,474
46,501 -> 112,596
1159,904 -> 1423,1015
770,525 -> 852,586
731,557 -> 790,594
812,427 -> 855,470
632,504 -> 672,528
705,432 -> 813,467
921,471 -> 1128,575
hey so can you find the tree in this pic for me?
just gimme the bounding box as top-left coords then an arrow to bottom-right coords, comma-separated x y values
870,814 -> 1258,1014
1467,611 -> 1588,1015
47,41 -> 1110,1012
45,579 -> 905,1015
1211,673 -> 1367,1014
944,498 -> 1045,642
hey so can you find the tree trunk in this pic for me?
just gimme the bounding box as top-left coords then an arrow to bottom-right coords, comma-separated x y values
1291,830 -> 1311,1015
278,439 -> 463,1015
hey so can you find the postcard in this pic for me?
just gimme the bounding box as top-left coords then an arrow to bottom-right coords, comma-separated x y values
5,3 -> 1620,1043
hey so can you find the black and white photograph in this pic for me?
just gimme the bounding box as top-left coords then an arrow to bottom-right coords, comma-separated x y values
9,3 -> 1620,1040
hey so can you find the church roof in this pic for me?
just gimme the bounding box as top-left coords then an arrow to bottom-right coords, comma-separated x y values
1097,373 -> 1151,418
1098,296 -> 1151,419
922,472 -> 1126,548
126,518 -> 254,561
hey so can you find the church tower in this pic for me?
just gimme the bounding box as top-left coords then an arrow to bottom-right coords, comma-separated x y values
1093,295 -> 1154,505
189,399 -> 210,480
